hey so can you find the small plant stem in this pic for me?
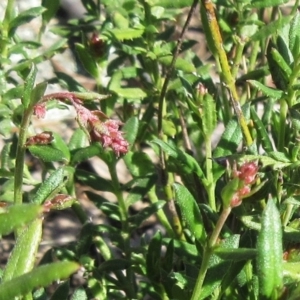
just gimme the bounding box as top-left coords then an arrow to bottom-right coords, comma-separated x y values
109,161 -> 136,299
205,136 -> 216,211
191,207 -> 232,299
231,40 -> 245,79
14,108 -> 33,206
1,0 -> 15,58
148,186 -> 174,237
200,0 -> 253,147
157,0 -> 198,135
278,98 -> 287,151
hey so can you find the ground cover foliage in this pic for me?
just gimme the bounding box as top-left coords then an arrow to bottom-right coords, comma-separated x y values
1,0 -> 300,299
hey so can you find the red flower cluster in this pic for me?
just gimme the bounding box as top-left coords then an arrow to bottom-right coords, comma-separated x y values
33,92 -> 129,156
230,161 -> 259,207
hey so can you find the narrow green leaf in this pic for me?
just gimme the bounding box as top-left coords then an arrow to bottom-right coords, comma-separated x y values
98,259 -> 131,272
146,0 -> 193,8
30,81 -> 47,105
0,203 -> 43,236
250,107 -> 273,152
28,145 -> 68,163
42,0 -> 60,24
9,7 -> 46,37
104,28 -> 144,40
214,248 -> 257,261
214,103 -> 250,157
125,175 -> 157,206
110,87 -> 147,99
75,170 -> 114,193
257,199 -> 283,298
270,47 -> 292,79
68,128 -> 89,151
49,281 -> 70,300
146,231 -> 162,281
123,151 -> 155,177
251,16 -> 292,41
123,116 -> 139,146
71,143 -> 103,165
152,139 -> 207,185
247,0 -> 289,8
22,64 -> 37,108
202,93 -> 217,137
158,56 -> 196,73
3,219 -> 42,281
113,11 -> 129,29
31,168 -> 66,204
289,12 -> 300,57
173,183 -> 206,245
0,261 -> 80,300
129,201 -> 166,227
75,43 -> 99,78
248,80 -> 283,99
51,132 -> 70,162
70,288 -> 88,300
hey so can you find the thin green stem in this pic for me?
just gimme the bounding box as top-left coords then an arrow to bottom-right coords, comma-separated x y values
14,108 -> 33,205
109,161 -> 136,299
200,0 -> 253,147
278,98 -> 287,151
205,136 -> 216,211
148,186 -> 174,237
191,207 -> 232,299
157,0 -> 199,135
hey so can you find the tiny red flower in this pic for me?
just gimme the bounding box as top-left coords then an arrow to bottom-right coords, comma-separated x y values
33,103 -> 46,119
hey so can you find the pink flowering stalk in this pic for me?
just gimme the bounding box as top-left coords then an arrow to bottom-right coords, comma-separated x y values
33,92 -> 129,156
222,161 -> 259,208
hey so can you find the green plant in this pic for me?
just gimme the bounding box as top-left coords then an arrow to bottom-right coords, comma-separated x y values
1,0 -> 300,299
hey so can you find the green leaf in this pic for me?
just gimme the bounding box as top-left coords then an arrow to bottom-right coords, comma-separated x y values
68,128 -> 89,151
2,219 -> 42,281
71,143 -> 103,165
31,168 -> 66,204
112,11 -> 129,29
146,0 -> 193,8
51,132 -> 70,162
257,199 -> 283,298
49,281 -> 70,300
42,0 -> 60,24
248,80 -> 283,99
251,16 -> 292,41
214,248 -> 257,261
129,201 -> 166,227
123,151 -> 155,177
289,12 -> 300,57
146,231 -> 162,281
104,28 -> 144,40
214,104 -> 250,157
71,288 -> 88,300
202,93 -> 217,137
0,203 -> 43,236
173,183 -> 206,245
158,56 -> 196,73
30,81 -> 47,105
98,259 -> 131,272
9,7 -> 46,37
22,64 -> 37,108
0,261 -> 80,300
250,107 -> 273,152
247,0 -> 289,8
151,139 -> 207,185
75,43 -> 99,78
110,87 -> 147,99
75,170 -> 114,193
125,175 -> 157,206
28,145 -> 68,163
123,116 -> 139,146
